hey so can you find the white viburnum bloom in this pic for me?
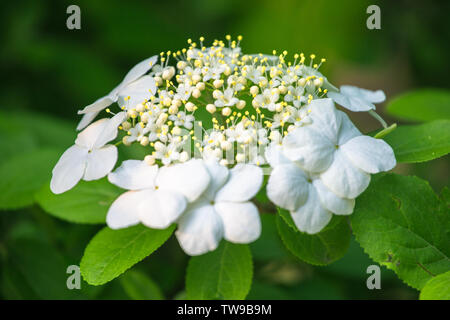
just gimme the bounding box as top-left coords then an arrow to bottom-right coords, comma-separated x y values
106,159 -> 210,230
254,88 -> 280,111
77,56 -> 158,130
327,85 -> 386,112
214,88 -> 239,108
265,145 -> 354,234
175,161 -> 263,256
50,112 -> 127,194
282,98 -> 396,199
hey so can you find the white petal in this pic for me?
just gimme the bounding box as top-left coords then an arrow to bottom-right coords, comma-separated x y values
340,85 -> 385,103
291,184 -> 332,234
215,164 -> 263,202
117,76 -> 157,108
282,126 -> 335,172
50,145 -> 88,194
121,56 -> 158,85
328,91 -> 375,112
77,95 -> 115,115
341,135 -> 396,174
108,160 -> 157,190
175,202 -> 223,256
75,112 -> 126,149
83,145 -> 117,181
203,160 -> 229,200
106,190 -> 150,229
156,159 -> 210,202
313,179 -> 355,215
76,111 -> 99,131
266,163 -> 309,211
139,189 -> 187,229
337,110 -> 362,145
320,150 -> 370,198
215,201 -> 261,243
307,98 -> 342,141
265,144 -> 290,167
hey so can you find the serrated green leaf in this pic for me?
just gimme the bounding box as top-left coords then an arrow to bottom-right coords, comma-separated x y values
383,120 -> 450,163
80,224 -> 175,285
420,270 -> 450,300
35,178 -> 122,224
186,242 -> 253,300
276,212 -> 351,266
386,89 -> 450,122
0,149 -> 60,210
119,269 -> 164,300
351,173 -> 450,290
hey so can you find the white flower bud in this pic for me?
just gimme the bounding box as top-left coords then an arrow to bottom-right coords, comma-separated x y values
168,105 -> 178,114
140,136 -> 149,146
196,82 -> 205,91
278,85 -> 288,94
154,76 -> 163,86
313,78 -> 324,87
176,61 -> 187,70
162,67 -> 175,80
135,103 -> 145,113
298,78 -> 306,86
250,86 -> 259,96
144,155 -> 156,165
192,74 -> 202,84
154,141 -> 165,151
192,88 -> 202,98
172,99 -> 182,108
121,121 -> 131,131
237,100 -> 246,110
172,126 -> 182,135
163,97 -> 172,107
185,102 -> 196,112
206,104 -> 216,114
252,99 -> 260,108
122,136 -> 132,146
224,66 -> 232,76
222,107 -> 232,117
127,109 -> 138,118
213,79 -> 224,88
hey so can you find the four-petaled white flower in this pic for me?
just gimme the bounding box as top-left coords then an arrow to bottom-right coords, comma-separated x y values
175,161 -> 263,256
107,159 -> 210,230
265,98 -> 396,233
77,56 -> 158,130
327,85 -> 386,112
50,112 -> 127,194
214,88 -> 239,108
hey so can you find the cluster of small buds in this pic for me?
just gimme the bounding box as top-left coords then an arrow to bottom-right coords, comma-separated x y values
114,35 -> 333,166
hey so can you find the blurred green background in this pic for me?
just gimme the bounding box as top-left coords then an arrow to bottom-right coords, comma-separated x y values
0,0 -> 448,299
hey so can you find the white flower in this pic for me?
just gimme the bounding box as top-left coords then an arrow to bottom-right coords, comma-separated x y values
50,112 -> 127,194
282,98 -> 396,199
254,89 -> 280,111
175,162 -> 263,256
154,141 -> 181,165
327,85 -> 386,112
284,85 -> 305,108
169,111 -> 194,129
265,145 -> 354,234
77,56 -> 158,130
106,159 -> 210,230
214,88 -> 239,108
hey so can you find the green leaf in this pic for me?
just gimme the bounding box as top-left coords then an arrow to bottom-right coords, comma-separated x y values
351,173 -> 450,290
383,120 -> 450,163
35,178 -> 123,224
119,269 -> 164,300
186,241 -> 253,300
276,211 -> 351,265
386,89 -> 450,122
420,271 -> 450,300
80,224 -> 175,285
0,149 -> 60,210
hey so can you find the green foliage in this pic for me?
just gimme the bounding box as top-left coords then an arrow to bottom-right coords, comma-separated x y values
119,269 -> 164,300
351,173 -> 450,290
383,120 -> 450,163
35,178 -> 123,224
80,224 -> 175,286
0,149 -> 60,210
387,89 -> 450,122
186,241 -> 253,300
276,210 -> 351,265
419,271 -> 450,300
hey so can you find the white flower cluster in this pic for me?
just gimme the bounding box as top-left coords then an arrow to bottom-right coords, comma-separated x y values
50,36 -> 396,256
